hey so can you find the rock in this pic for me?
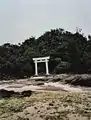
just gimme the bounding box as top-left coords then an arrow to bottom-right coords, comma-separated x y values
51,78 -> 62,82
21,90 -> 32,97
32,81 -> 44,86
64,75 -> 91,87
0,89 -> 15,98
0,89 -> 32,98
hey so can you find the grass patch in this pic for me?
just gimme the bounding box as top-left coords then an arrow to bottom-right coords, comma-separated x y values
0,92 -> 91,120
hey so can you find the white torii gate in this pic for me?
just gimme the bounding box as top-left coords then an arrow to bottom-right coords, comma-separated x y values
33,56 -> 50,76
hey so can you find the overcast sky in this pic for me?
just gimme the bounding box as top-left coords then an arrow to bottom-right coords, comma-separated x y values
0,0 -> 91,45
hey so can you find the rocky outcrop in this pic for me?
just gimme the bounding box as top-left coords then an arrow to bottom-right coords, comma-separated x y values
0,89 -> 32,98
31,74 -> 91,87
64,75 -> 91,87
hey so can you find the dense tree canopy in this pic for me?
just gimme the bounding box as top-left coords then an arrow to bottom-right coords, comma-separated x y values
0,28 -> 91,80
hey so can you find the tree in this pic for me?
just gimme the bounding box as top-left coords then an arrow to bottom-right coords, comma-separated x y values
0,28 -> 90,80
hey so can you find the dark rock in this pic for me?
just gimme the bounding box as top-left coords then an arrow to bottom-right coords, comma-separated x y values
0,89 -> 15,98
64,75 -> 91,87
21,90 -> 32,97
52,78 -> 62,82
0,89 -> 32,98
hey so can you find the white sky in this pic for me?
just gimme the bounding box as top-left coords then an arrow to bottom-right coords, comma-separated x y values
0,0 -> 91,45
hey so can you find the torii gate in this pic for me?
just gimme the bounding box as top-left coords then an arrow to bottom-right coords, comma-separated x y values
33,56 -> 50,76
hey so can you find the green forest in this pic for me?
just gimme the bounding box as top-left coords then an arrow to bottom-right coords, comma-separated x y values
0,28 -> 91,80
